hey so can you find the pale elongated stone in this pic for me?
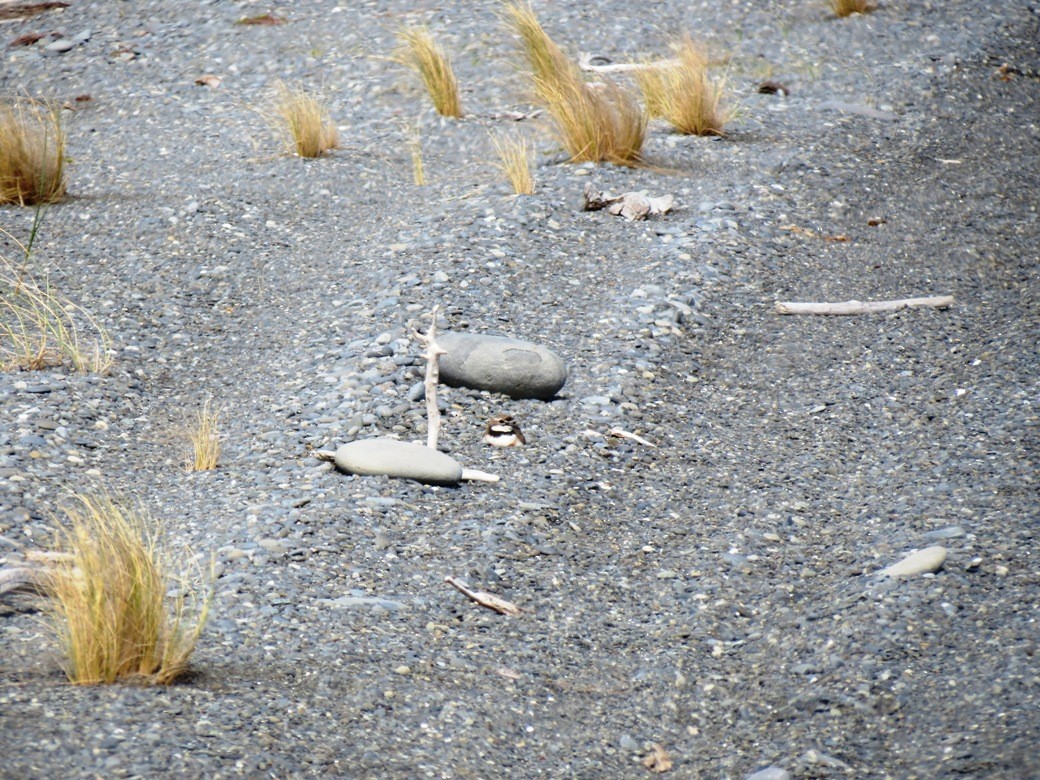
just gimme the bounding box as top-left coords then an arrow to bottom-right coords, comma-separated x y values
332,438 -> 463,485
878,545 -> 948,577
438,332 -> 567,400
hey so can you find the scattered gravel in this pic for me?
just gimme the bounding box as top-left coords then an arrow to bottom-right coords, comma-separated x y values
1,0 -> 1038,777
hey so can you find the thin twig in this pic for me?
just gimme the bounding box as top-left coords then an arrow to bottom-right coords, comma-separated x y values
414,305 -> 447,449
775,296 -> 955,315
445,576 -> 521,616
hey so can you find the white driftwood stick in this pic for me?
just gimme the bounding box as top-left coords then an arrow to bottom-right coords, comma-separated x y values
460,468 -> 500,483
609,428 -> 656,448
415,306 -> 448,450
445,576 -> 521,616
775,296 -> 954,315
578,52 -> 679,73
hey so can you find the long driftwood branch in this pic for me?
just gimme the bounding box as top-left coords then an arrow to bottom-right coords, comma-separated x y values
775,296 -> 955,315
414,305 -> 448,450
578,52 -> 679,73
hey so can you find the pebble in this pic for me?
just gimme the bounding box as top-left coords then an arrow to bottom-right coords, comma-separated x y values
330,438 -> 464,485
745,768 -> 791,780
438,332 -> 568,400
878,546 -> 948,577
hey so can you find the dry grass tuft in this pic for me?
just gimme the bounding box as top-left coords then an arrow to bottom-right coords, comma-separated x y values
490,132 -> 534,195
826,0 -> 876,16
406,124 -> 426,185
0,99 -> 66,206
44,494 -> 212,685
185,400 -> 221,472
505,2 -> 644,166
1,237 -> 113,373
394,26 -> 462,118
268,83 -> 339,158
635,37 -> 728,136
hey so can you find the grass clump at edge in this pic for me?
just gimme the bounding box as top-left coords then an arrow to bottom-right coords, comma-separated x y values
268,83 -> 339,158
394,26 -> 463,118
44,494 -> 212,685
0,99 -> 66,206
185,400 -> 221,472
1,232 -> 113,374
827,0 -> 876,17
505,2 -> 645,166
490,132 -> 534,195
635,37 -> 728,136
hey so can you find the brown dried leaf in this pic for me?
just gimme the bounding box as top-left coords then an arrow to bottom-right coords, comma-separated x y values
9,32 -> 46,47
236,13 -> 285,26
0,2 -> 69,22
194,74 -> 221,88
758,80 -> 790,96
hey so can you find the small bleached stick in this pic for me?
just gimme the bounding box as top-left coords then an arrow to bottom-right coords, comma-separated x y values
775,296 -> 954,315
578,52 -> 679,73
414,305 -> 447,450
445,576 -> 521,616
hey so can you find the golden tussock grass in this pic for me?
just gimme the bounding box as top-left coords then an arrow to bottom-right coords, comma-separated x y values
44,494 -> 212,685
0,99 -> 66,206
185,400 -> 221,472
394,26 -> 462,118
635,37 -> 728,136
827,0 -> 876,16
268,83 -> 339,158
490,132 -> 534,195
505,2 -> 644,166
1,235 -> 113,374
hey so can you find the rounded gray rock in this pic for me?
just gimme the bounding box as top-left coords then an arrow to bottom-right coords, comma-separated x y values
332,438 -> 463,485
438,332 -> 567,400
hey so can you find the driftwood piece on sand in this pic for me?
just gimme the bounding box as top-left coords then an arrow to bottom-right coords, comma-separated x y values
775,296 -> 955,315
578,52 -> 679,73
583,183 -> 674,221
445,576 -> 521,616
0,566 -> 48,598
414,306 -> 448,450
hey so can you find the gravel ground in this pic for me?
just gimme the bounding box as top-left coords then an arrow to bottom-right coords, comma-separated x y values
1,1 -> 1038,777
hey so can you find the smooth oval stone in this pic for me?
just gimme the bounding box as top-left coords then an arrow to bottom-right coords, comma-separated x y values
878,545 -> 947,577
332,438 -> 463,485
438,332 -> 567,400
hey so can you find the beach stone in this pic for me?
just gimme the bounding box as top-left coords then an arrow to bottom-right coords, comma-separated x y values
745,768 -> 791,780
878,545 -> 948,577
331,438 -> 463,485
438,332 -> 567,400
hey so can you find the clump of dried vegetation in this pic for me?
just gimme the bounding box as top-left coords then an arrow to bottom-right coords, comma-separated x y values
505,2 -> 644,166
0,99 -> 66,206
268,83 -> 339,158
827,0 -> 876,17
1,233 -> 112,374
185,400 -> 221,472
490,132 -> 534,195
635,37 -> 728,136
44,494 -> 212,685
394,26 -> 463,118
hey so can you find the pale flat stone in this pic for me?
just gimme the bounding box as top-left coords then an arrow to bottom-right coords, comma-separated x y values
878,545 -> 948,577
438,332 -> 567,400
332,438 -> 463,485
745,768 -> 791,780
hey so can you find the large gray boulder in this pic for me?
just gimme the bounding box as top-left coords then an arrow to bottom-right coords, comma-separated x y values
331,438 -> 463,485
438,332 -> 567,400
